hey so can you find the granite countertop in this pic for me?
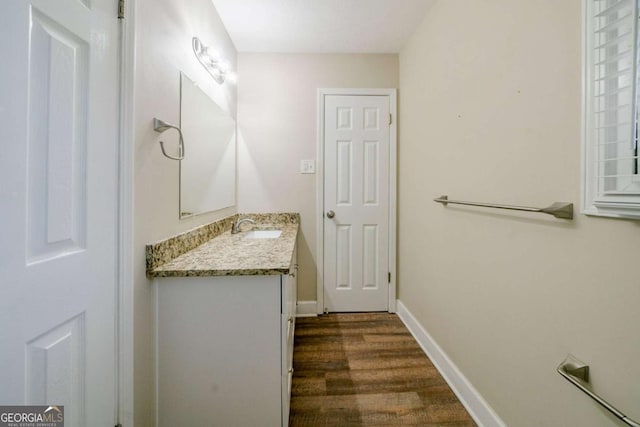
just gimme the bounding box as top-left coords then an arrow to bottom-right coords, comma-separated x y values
146,213 -> 299,277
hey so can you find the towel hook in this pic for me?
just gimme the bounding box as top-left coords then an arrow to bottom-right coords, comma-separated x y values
153,118 -> 185,161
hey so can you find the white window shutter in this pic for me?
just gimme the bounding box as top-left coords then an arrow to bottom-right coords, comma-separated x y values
584,0 -> 640,218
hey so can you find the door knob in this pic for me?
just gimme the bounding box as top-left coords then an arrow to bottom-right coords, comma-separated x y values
326,210 -> 335,219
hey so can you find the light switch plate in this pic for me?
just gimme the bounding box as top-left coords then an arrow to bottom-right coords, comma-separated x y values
300,159 -> 316,174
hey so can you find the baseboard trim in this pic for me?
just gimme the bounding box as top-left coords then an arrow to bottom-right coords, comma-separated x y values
296,301 -> 318,317
396,300 -> 506,427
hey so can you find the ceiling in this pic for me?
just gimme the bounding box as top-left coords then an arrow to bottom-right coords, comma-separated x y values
210,0 -> 435,53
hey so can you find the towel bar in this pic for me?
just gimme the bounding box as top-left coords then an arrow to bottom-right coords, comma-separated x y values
433,195 -> 573,219
558,355 -> 640,427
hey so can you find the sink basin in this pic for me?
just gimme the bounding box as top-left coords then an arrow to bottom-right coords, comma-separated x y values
243,230 -> 282,239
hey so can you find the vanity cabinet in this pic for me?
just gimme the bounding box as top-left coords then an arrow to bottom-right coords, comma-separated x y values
155,248 -> 297,427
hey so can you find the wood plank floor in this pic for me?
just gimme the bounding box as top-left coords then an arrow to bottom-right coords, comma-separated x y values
289,313 -> 477,427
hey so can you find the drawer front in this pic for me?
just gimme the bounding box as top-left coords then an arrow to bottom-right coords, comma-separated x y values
281,276 -> 295,314
281,246 -> 297,317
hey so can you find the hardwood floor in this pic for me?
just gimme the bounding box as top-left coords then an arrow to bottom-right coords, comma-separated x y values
289,313 -> 477,427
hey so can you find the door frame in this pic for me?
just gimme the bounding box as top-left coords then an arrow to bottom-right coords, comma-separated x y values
316,88 -> 397,315
117,1 -> 136,425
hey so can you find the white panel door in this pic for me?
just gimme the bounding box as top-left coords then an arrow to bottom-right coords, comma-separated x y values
324,95 -> 390,312
0,1 -> 120,426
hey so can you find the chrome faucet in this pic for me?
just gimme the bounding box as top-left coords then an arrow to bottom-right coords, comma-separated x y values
231,217 -> 256,234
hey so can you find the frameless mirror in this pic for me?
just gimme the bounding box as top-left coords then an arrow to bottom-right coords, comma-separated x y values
179,73 -> 236,218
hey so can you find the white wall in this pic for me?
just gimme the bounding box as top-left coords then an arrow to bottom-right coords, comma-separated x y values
237,53 -> 399,301
398,1 -> 640,426
133,0 -> 237,424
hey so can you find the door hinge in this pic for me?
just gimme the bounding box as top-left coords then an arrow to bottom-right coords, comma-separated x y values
388,272 -> 391,283
389,113 -> 392,125
118,0 -> 125,19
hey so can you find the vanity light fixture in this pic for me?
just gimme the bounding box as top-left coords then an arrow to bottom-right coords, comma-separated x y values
192,37 -> 237,85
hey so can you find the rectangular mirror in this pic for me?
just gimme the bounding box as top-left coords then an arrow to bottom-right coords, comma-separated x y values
179,73 -> 236,218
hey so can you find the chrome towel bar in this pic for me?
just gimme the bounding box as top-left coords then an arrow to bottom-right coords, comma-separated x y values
558,355 -> 640,427
433,195 -> 573,220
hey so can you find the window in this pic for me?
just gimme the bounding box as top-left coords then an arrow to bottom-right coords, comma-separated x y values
583,0 -> 640,218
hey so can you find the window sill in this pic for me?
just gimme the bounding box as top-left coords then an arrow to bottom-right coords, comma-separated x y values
583,202 -> 640,220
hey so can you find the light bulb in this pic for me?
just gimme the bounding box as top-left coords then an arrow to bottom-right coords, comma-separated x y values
218,60 -> 231,73
203,47 -> 222,63
226,72 -> 237,84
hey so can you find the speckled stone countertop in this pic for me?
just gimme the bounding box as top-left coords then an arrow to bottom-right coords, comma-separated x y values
146,213 -> 299,278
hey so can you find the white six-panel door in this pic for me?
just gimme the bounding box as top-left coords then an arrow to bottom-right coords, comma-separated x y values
0,1 -> 120,426
323,95 -> 390,312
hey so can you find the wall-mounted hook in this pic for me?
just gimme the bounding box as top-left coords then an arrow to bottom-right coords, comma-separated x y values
153,118 -> 185,161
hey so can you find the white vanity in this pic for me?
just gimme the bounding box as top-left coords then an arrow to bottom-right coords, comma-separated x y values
147,214 -> 298,427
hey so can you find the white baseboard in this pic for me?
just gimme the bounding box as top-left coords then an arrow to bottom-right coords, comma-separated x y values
396,300 -> 506,427
296,301 -> 318,317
